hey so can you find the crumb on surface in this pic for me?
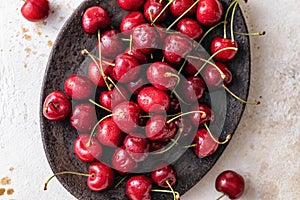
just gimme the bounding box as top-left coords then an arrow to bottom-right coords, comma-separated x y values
7,188 -> 14,195
0,188 -> 5,196
1,177 -> 11,185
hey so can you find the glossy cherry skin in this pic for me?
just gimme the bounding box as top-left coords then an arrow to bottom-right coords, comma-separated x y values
151,164 -> 177,188
21,0 -> 50,22
204,61 -> 232,88
125,47 -> 149,65
88,59 -> 113,88
137,86 -> 170,114
146,115 -> 177,141
113,53 -> 140,83
211,37 -> 238,62
147,62 -> 179,91
82,6 -> 111,34
99,85 -> 128,110
87,162 -> 114,191
64,75 -> 94,101
70,103 -> 97,133
43,91 -> 71,121
184,50 -> 207,76
215,170 -> 245,199
170,0 -> 196,17
193,128 -> 218,158
112,147 -> 138,174
189,103 -> 214,127
118,0 -> 145,11
144,0 -> 168,23
97,29 -> 124,59
74,134 -> 102,162
176,18 -> 204,40
163,34 -> 193,65
127,76 -> 148,95
179,76 -> 206,102
96,118 -> 123,147
132,23 -> 160,54
124,134 -> 150,162
126,175 -> 152,200
196,0 -> 223,26
112,101 -> 140,133
120,11 -> 146,35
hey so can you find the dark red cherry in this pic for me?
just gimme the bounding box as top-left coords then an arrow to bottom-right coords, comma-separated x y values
127,76 -> 148,95
70,103 -> 97,133
147,62 -> 179,91
163,34 -> 193,65
146,115 -> 177,141
174,117 -> 194,139
176,18 -> 204,40
88,59 -> 113,88
126,175 -> 152,200
189,103 -> 214,127
124,47 -> 149,64
99,85 -> 128,111
196,0 -> 223,26
43,91 -> 71,121
97,29 -> 124,59
21,0 -> 50,22
150,141 -> 167,152
120,11 -> 146,35
155,25 -> 167,41
96,118 -> 123,147
215,170 -> 245,199
132,23 -> 160,54
193,128 -> 218,158
87,162 -> 114,191
64,75 -> 94,101
170,0 -> 196,17
112,101 -> 140,133
137,86 -> 170,114
74,134 -> 102,162
113,53 -> 140,83
144,0 -> 168,23
184,50 -> 206,76
179,76 -> 206,102
117,0 -> 145,11
112,147 -> 138,174
124,134 -> 150,162
82,6 -> 111,34
168,95 -> 180,115
211,37 -> 238,62
151,164 -> 177,188
204,61 -> 232,88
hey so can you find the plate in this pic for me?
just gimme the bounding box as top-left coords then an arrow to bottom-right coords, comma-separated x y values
40,0 -> 250,199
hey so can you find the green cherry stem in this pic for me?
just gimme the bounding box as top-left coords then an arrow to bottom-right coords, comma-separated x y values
203,123 -> 231,145
216,193 -> 226,200
198,20 -> 227,46
177,59 -> 187,75
166,180 -> 179,200
223,0 -> 238,38
167,111 -> 206,124
106,76 -> 127,101
222,84 -> 260,105
151,189 -> 180,200
129,34 -> 133,54
151,0 -> 175,25
114,176 -> 128,189
234,31 -> 266,36
230,1 -> 239,42
88,99 -> 112,113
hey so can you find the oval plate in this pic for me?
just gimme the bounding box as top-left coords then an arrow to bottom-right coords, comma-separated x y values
40,0 -> 250,199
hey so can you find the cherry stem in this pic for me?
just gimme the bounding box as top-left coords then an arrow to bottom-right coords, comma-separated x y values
164,72 -> 180,93
129,34 -> 133,54
89,99 -> 112,113
167,0 -> 200,31
198,20 -> 227,46
121,38 -> 131,42
223,84 -> 260,105
167,111 -> 206,124
234,31 -> 266,36
114,176 -> 128,189
203,123 -> 231,145
44,171 -> 94,191
166,180 -> 179,200
223,0 -> 238,38
106,76 -> 127,101
183,143 -> 197,148
200,58 -> 226,79
151,189 -> 180,200
194,47 -> 238,77
216,193 -> 226,200
177,59 -> 187,75
149,10 -> 154,24
230,1 -> 239,42
151,0 -> 175,25
173,91 -> 190,105
82,50 -> 115,66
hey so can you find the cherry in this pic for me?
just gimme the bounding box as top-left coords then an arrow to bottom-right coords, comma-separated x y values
147,62 -> 179,91
127,76 -> 148,95
155,25 -> 168,41
176,18 -> 204,40
99,85 -> 128,111
42,91 -> 71,121
215,170 -> 245,200
126,175 -> 152,200
174,116 -> 194,139
96,117 -> 123,147
196,0 -> 223,26
70,103 -> 97,133
183,50 -> 206,76
193,128 -> 218,158
74,134 -> 102,162
144,0 -> 168,23
64,74 -> 94,101
123,134 -> 150,162
151,164 -> 177,188
150,141 -> 167,152
179,76 -> 206,102
124,47 -> 148,64
112,147 -> 138,174
137,86 -> 170,114
112,101 -> 140,133
88,162 -> 115,191
120,11 -> 146,35
81,6 -> 111,34
170,0 -> 196,17
204,61 -> 232,88
117,0 -> 145,11
88,59 -> 113,88
211,37 -> 238,62
189,103 -> 214,127
21,0 -> 50,22
146,115 -> 177,141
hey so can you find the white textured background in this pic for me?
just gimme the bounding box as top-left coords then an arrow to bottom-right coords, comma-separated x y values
0,0 -> 299,199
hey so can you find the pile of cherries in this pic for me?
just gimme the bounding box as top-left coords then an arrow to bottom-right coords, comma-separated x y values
42,0 -> 264,199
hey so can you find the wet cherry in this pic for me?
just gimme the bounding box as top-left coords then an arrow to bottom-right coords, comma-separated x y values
196,0 -> 223,26
170,0 -> 196,17
176,18 -> 204,40
204,61 -> 232,88
118,0 -> 145,11
123,134 -> 150,162
74,134 -> 102,162
193,128 -> 218,158
151,163 -> 177,188
82,6 -> 111,34
120,11 -> 146,35
179,76 -> 206,102
112,147 -> 138,174
144,0 -> 168,23
64,74 -> 94,101
210,37 -> 238,62
21,0 -> 50,22
99,85 -> 128,111
88,162 -> 115,191
96,117 -> 123,147
189,103 -> 214,127
88,59 -> 113,88
124,47 -> 149,64
70,103 -> 97,133
126,175 -> 152,200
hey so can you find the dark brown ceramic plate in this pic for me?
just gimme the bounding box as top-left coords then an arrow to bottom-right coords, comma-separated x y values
40,0 -> 250,199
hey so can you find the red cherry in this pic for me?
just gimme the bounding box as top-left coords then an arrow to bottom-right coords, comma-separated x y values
82,6 -> 111,34
64,75 -> 94,101
98,85 -> 128,110
123,134 -> 150,162
170,0 -> 196,17
125,47 -> 149,64
113,53 -> 140,83
120,11 -> 146,35
144,0 -> 168,23
126,175 -> 152,200
21,0 -> 50,22
43,91 -> 71,121
193,128 -> 218,158
196,0 -> 223,26
87,162 -> 115,191
189,103 -> 214,126
117,0 -> 145,11
176,18 -> 204,40
88,59 -> 113,88
215,170 -> 245,199
112,147 -> 138,174
203,61 -> 232,88
74,134 -> 102,162
151,164 -> 177,188
96,117 -> 123,147
70,103 -> 97,132
150,141 -> 167,152
210,37 -> 238,62
179,76 -> 206,102
174,117 -> 194,140
126,76 -> 148,95
137,86 -> 170,114
183,50 -> 207,76
155,25 -> 168,41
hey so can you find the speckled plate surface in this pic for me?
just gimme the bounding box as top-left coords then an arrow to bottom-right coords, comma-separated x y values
40,0 -> 250,199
